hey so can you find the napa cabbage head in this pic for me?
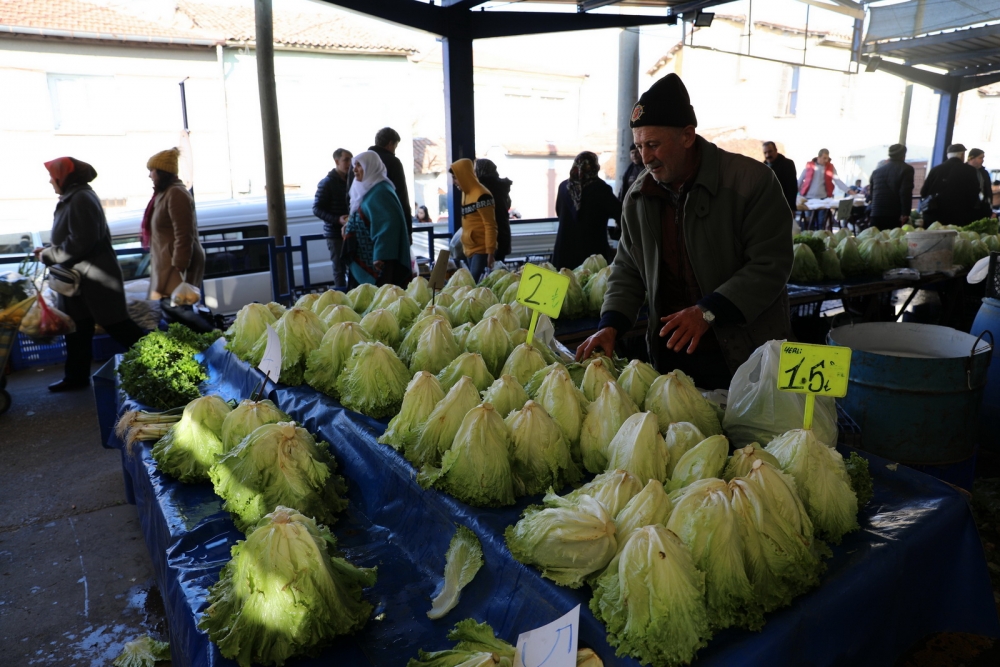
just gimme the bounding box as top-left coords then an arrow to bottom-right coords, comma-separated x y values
304,322 -> 373,397
505,400 -> 581,496
387,295 -> 422,329
312,289 -> 351,314
410,318 -> 460,375
605,412 -> 670,484
664,422 -> 706,478
668,434 -> 729,492
723,443 -> 780,481
151,395 -> 233,483
589,524 -> 710,667
505,492 -> 617,588
559,268 -> 586,319
379,371 -> 446,451
746,459 -> 815,542
220,399 -> 291,454
500,343 -> 547,386
579,380 -> 639,474
319,304 -> 362,328
533,365 -> 588,448
560,469 -> 643,519
447,267 -> 476,289
366,284 -> 406,314
437,352 -> 495,392
645,369 -> 723,437
406,276 -> 432,307
247,306 -> 326,386
613,479 -> 672,553
336,341 -> 412,419
225,303 -> 276,361
482,303 -> 521,333
464,317 -> 512,377
585,266 -> 612,317
209,422 -> 348,531
667,478 -> 758,630
450,293 -> 491,325
399,313 -> 449,366
422,404 -> 516,507
481,374 -> 529,418
580,358 -> 617,402
294,292 -> 321,310
359,308 -> 401,348
407,376 -> 482,467
617,359 -> 660,410
198,506 -> 375,667
347,282 -> 377,312
764,429 -> 858,543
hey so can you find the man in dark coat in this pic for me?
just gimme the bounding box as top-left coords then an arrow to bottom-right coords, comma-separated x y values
475,159 -> 513,262
616,144 -> 644,240
313,148 -> 352,286
762,141 -> 798,218
868,144 -> 915,228
368,127 -> 411,242
37,157 -> 145,391
921,144 -> 984,226
968,148 -> 995,218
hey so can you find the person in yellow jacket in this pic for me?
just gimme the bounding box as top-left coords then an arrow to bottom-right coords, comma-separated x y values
450,158 -> 497,281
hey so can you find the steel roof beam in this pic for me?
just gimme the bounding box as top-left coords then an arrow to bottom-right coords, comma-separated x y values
871,23 -> 1000,54
578,0 -> 624,11
862,56 -> 958,92
469,11 -> 681,38
959,71 -> 1000,91
905,47 -> 1000,67
948,60 -> 1000,77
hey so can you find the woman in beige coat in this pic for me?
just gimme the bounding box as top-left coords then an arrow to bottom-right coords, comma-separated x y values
142,148 -> 205,299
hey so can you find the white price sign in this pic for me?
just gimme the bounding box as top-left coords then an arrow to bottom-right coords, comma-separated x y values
514,605 -> 580,667
257,323 -> 282,383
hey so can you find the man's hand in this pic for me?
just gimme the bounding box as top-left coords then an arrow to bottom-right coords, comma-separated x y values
659,306 -> 710,354
32,246 -> 44,259
338,214 -> 349,226
487,253 -> 495,269
374,260 -> 385,272
576,327 -> 616,362
900,215 -> 909,226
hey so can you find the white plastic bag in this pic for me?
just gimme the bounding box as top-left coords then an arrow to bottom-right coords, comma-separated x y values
723,340 -> 838,447
170,279 -> 201,307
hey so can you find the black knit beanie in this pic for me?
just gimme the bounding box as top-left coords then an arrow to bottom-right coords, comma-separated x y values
630,73 -> 698,129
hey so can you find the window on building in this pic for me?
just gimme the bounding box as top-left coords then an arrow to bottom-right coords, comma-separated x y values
776,65 -> 800,117
47,74 -> 122,135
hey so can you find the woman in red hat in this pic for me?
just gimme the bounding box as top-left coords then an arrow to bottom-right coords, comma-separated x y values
35,157 -> 146,391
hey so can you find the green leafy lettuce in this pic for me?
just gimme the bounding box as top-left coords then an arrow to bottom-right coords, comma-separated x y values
220,398 -> 291,454
605,412 -> 669,484
198,507 -> 376,667
645,370 -> 723,437
380,371 -> 446,451
151,394 -> 232,482
247,306 -> 326,386
336,341 -> 413,419
427,525 -> 484,620
407,376 -> 481,467
579,380 -> 639,474
225,303 -> 277,361
304,322 -> 373,398
505,400 -> 581,496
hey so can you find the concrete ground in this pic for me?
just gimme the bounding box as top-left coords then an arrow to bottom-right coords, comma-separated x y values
0,362 -> 169,667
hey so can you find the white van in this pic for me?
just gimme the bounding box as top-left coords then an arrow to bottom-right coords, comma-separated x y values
105,194 -> 333,315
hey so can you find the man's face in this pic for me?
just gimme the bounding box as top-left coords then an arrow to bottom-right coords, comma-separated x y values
629,148 -> 642,165
633,125 -> 696,185
335,153 -> 353,174
817,153 -> 831,166
763,144 -> 777,163
970,155 -> 985,168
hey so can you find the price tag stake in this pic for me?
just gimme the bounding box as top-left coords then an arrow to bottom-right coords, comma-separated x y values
777,341 -> 851,430
514,604 -> 580,667
516,263 -> 569,346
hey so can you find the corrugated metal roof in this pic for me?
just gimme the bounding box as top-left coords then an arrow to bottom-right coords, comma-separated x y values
868,23 -> 1000,76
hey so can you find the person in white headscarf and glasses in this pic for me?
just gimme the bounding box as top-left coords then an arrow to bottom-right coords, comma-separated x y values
341,151 -> 412,288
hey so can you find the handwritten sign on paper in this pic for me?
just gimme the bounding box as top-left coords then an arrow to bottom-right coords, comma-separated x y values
257,323 -> 282,383
514,604 -> 580,667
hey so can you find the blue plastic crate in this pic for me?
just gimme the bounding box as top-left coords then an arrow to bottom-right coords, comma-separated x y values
10,333 -> 66,370
92,333 -> 127,362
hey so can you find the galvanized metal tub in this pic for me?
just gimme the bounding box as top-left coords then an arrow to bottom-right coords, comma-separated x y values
828,322 -> 992,465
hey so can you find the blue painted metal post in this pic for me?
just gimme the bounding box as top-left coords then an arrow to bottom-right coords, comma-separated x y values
443,36 -> 476,236
931,89 -> 958,168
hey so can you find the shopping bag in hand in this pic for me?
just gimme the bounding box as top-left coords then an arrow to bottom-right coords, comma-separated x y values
20,294 -> 76,341
170,275 -> 201,307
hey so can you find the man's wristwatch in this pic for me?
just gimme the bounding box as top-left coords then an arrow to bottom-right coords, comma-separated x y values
697,305 -> 716,324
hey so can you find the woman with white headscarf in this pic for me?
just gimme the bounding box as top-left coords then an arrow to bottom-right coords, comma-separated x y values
342,151 -> 412,288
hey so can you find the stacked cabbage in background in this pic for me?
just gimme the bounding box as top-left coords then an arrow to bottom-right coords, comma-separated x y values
790,221 -> 998,284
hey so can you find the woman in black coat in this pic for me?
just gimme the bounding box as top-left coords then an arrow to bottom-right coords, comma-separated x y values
37,157 -> 146,391
552,152 -> 621,270
475,159 -> 513,262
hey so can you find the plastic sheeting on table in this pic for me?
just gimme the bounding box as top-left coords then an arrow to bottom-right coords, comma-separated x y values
100,339 -> 1000,667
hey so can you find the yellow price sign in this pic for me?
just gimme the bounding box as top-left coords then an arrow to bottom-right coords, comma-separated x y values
516,263 -> 570,319
778,342 -> 852,398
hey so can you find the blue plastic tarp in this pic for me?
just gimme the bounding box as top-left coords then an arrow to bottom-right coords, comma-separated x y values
100,339 -> 1000,667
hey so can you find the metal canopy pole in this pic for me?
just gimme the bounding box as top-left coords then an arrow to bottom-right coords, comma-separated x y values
443,36 -> 476,236
899,83 -> 913,146
254,0 -> 288,294
616,28 -> 640,197
931,91 -> 958,168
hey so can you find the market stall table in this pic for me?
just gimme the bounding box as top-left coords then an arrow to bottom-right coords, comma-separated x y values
95,340 -> 999,667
